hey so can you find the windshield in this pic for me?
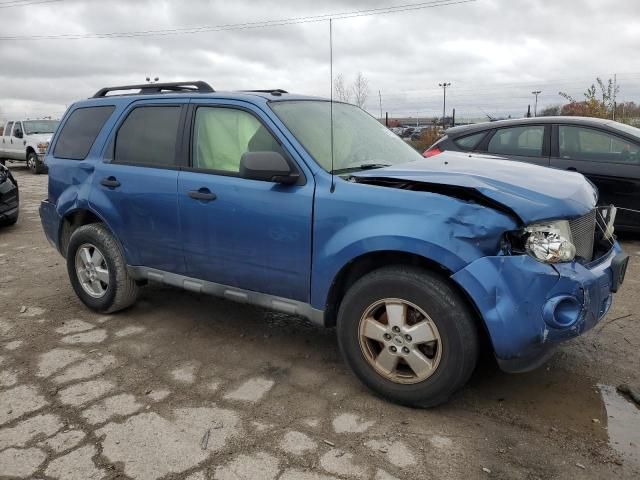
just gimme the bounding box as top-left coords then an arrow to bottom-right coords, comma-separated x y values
270,101 -> 422,173
23,120 -> 59,135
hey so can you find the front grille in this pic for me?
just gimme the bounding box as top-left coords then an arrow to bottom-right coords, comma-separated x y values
569,209 -> 596,261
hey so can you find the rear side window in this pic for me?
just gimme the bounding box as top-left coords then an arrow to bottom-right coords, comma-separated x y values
454,132 -> 485,150
114,106 -> 181,167
4,122 -> 13,136
54,106 -> 114,160
487,125 -> 544,157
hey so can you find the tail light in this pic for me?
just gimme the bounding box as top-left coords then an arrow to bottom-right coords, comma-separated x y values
423,146 -> 442,158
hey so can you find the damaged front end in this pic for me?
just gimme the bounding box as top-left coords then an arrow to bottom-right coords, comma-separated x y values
351,163 -> 627,373
451,205 -> 628,372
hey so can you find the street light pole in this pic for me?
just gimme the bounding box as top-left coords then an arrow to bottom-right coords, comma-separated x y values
531,90 -> 541,117
439,82 -> 451,128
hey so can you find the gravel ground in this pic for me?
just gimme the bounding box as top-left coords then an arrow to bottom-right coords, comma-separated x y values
1,164 -> 639,480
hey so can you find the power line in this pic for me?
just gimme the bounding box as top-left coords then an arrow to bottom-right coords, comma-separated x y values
0,0 -> 475,41
0,0 -> 62,8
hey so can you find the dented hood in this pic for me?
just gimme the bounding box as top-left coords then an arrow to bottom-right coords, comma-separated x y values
352,151 -> 598,225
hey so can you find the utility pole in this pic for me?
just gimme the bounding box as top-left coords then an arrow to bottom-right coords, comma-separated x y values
378,90 -> 383,120
531,90 -> 541,117
439,82 -> 451,128
612,73 -> 617,121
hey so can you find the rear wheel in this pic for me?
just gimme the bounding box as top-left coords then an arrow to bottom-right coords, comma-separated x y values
67,223 -> 138,313
337,266 -> 479,407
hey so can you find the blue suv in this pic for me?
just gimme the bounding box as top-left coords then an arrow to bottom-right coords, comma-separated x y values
39,81 -> 628,407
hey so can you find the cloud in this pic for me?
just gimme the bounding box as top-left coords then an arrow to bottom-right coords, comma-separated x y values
1,0 -> 639,120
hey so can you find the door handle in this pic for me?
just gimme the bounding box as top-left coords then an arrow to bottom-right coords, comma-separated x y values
188,188 -> 217,201
100,176 -> 121,188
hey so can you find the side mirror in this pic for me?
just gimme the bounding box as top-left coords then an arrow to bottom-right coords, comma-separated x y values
14,130 -> 23,139
240,151 -> 299,184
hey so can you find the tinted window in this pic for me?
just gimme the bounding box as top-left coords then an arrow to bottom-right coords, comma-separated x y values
115,106 -> 181,166
193,107 -> 284,173
454,132 -> 485,150
12,122 -> 22,136
487,125 -> 544,157
54,106 -> 115,160
4,122 -> 13,136
559,125 -> 640,165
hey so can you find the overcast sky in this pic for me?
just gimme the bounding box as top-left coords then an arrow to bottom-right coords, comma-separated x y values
1,0 -> 639,121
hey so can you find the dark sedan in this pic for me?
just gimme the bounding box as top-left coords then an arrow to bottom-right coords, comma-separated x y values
0,163 -> 19,227
424,116 -> 640,231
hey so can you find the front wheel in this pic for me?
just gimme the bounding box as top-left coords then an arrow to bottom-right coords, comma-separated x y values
337,266 -> 479,408
27,151 -> 46,174
66,223 -> 138,313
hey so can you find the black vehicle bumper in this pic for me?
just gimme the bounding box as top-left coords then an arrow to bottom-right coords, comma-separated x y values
0,178 -> 19,222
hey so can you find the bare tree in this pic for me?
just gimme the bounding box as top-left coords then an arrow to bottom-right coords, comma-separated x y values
333,74 -> 351,103
351,72 -> 369,109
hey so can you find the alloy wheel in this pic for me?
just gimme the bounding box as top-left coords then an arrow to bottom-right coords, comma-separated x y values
75,243 -> 110,298
358,298 -> 442,384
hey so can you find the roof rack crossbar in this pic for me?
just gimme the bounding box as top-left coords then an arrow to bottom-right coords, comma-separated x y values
92,81 -> 214,98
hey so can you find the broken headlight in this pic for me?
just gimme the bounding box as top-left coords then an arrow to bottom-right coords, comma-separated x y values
524,221 -> 576,263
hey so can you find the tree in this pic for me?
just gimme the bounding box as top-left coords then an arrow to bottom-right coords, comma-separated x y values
538,105 -> 561,116
333,74 -> 351,103
352,72 -> 369,109
558,77 -> 619,119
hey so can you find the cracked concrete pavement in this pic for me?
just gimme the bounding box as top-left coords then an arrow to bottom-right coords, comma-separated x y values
1,165 -> 639,479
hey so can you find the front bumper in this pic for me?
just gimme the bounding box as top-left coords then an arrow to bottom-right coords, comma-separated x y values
452,243 -> 627,372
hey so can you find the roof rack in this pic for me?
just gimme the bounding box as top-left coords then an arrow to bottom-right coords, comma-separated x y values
241,89 -> 289,96
92,81 -> 214,98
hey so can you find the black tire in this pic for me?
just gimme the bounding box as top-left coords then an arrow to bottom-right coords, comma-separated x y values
66,223 -> 138,313
27,151 -> 46,174
337,266 -> 479,408
0,214 -> 18,227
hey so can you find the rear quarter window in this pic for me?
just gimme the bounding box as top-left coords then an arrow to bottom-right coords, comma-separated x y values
53,106 -> 115,160
453,132 -> 485,150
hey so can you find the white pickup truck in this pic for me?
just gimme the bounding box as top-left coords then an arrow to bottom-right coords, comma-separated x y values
0,119 -> 59,174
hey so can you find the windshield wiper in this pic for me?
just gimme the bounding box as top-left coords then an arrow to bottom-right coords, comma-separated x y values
331,163 -> 392,175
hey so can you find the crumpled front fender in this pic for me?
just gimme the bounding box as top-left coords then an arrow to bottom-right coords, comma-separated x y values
451,244 -> 621,366
452,255 -> 560,360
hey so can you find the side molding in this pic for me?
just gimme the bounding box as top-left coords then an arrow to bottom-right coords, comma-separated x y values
127,266 -> 326,327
